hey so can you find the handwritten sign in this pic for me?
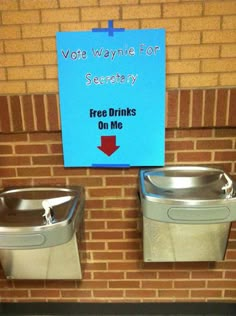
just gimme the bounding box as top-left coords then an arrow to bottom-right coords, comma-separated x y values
56,25 -> 165,167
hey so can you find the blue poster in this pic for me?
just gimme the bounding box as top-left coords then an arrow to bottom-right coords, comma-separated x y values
56,23 -> 165,167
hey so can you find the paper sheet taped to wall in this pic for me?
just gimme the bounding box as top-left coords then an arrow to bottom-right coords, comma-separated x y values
56,26 -> 165,167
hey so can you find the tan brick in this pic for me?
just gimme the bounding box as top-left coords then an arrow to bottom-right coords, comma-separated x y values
0,41 -> 3,53
20,0 -> 58,9
22,24 -> 59,38
202,58 -> 236,72
81,6 -> 120,21
221,44 -> 236,58
27,80 -> 58,93
45,66 -> 58,79
0,68 -> 6,80
142,0 -> 178,2
61,22 -> 99,32
24,52 -> 57,66
5,39 -> 42,53
166,47 -> 180,60
2,10 -> 40,25
167,60 -> 200,74
167,32 -> 200,45
0,0 -> 18,10
0,54 -> 23,67
60,0 -> 98,6
219,73 -> 236,86
0,26 -> 21,39
166,75 -> 179,88
163,3 -> 202,17
182,17 -> 220,31
223,16 -> 236,29
181,45 -> 220,59
101,0 -> 137,4
101,20 -> 139,29
141,18 -> 180,32
204,1 -> 236,15
123,5 -> 161,19
41,8 -> 79,23
43,38 -> 56,52
8,66 -> 44,80
180,74 -> 218,88
203,30 -> 236,44
0,81 -> 26,94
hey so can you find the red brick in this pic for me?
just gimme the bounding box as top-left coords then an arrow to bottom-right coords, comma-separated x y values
105,198 -> 137,208
21,95 -> 35,131
0,133 -> 27,142
108,241 -> 140,251
126,289 -> 156,298
225,290 -> 236,298
174,280 -> 205,288
192,271 -> 223,279
15,144 -> 48,154
0,290 -> 29,298
159,271 -> 190,279
179,90 -> 191,127
214,128 -> 236,137
93,252 -> 123,260
196,139 -> 233,149
166,140 -> 194,150
32,155 -> 63,165
34,95 -> 46,131
53,166 -> 86,176
90,210 -> 121,219
91,231 -> 123,240
109,281 -> 139,288
30,290 -> 60,297
94,272 -> 124,280
216,89 -> 228,126
105,176 -> 137,186
2,178 -> 33,187
89,188 -> 122,198
0,96 -> 11,132
10,96 -> 23,132
159,289 -> 189,298
0,167 -> 16,177
93,290 -> 123,297
166,90 -> 178,128
0,145 -> 13,154
32,177 -> 66,186
192,90 -> 203,127
176,128 -> 212,138
107,220 -> 136,230
142,280 -> 172,288
191,290 -> 222,298
0,156 -> 30,166
50,144 -> 62,154
29,132 -> 61,142
61,290 -> 91,298
177,151 -> 212,162
214,151 -> 236,161
46,94 -> 60,131
204,89 -> 216,127
229,89 -> 236,126
17,167 -> 51,177
108,261 -> 139,270
45,280 -> 76,288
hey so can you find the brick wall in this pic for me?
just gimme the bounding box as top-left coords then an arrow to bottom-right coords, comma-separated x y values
0,0 -> 236,303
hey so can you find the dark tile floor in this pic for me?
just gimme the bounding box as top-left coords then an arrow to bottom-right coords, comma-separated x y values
0,303 -> 236,316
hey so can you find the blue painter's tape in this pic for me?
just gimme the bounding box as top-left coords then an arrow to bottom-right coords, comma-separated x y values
92,20 -> 125,36
92,164 -> 130,168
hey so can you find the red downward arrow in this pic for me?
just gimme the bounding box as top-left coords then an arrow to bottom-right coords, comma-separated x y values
97,136 -> 120,156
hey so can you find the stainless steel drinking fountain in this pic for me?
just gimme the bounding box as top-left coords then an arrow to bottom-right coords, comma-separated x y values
0,186 -> 85,279
139,166 -> 236,262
